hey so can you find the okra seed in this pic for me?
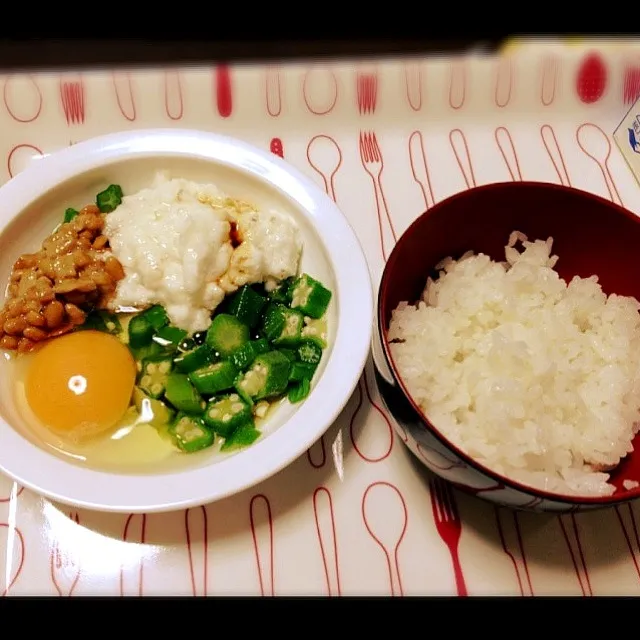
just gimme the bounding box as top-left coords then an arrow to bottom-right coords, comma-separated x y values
230,394 -> 239,401
222,413 -> 232,422
141,375 -> 152,387
231,403 -> 243,413
159,362 -> 171,374
209,409 -> 220,418
146,363 -> 157,374
151,383 -> 163,395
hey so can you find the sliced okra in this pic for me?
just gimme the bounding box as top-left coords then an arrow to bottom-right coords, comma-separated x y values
128,313 -> 155,348
96,183 -> 124,213
297,340 -> 323,365
169,413 -> 215,453
173,344 -> 212,373
261,303 -> 304,347
288,273 -> 332,319
288,378 -> 311,404
267,276 -> 293,304
203,392 -> 253,437
164,372 -> 206,414
228,285 -> 267,329
220,422 -> 261,452
206,313 -> 250,358
289,361 -> 318,382
300,317 -> 327,348
133,387 -> 175,427
235,350 -> 291,401
138,356 -> 173,399
189,360 -> 238,396
156,324 -> 188,345
139,304 -> 169,330
230,338 -> 269,371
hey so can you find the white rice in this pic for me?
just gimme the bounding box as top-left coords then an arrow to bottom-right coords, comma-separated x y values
388,231 -> 640,497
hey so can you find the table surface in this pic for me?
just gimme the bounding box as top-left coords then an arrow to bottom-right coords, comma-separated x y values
2,40 -> 640,596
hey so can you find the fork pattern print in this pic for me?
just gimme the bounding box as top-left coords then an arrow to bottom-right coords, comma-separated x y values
2,45 -> 640,596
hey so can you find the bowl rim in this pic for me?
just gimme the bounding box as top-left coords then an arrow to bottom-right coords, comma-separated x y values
0,128 -> 374,513
377,180 -> 640,507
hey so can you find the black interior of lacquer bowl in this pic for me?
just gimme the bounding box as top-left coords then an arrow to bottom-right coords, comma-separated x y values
379,181 -> 640,497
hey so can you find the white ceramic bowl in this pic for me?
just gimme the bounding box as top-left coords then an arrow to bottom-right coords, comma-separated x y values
0,129 -> 373,513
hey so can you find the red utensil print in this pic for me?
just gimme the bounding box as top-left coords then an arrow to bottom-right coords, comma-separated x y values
558,513 -> 593,596
313,487 -> 342,596
541,124 -> 572,186
349,368 -> 399,463
408,130 -> 436,210
404,62 -> 423,111
215,65 -> 233,118
495,126 -> 523,181
303,67 -> 338,115
576,122 -> 623,205
448,60 -> 466,110
541,55 -> 559,106
164,70 -> 184,121
270,137 -> 284,158
119,514 -> 146,596
356,69 -> 378,115
250,494 -> 275,596
359,130 -> 398,262
0,522 -> 24,596
185,506 -> 209,596
50,511 -> 81,596
59,75 -> 85,125
362,481 -> 408,596
429,475 -> 467,596
7,143 -> 44,179
623,59 -> 640,105
494,57 -> 513,108
307,134 -> 342,203
449,129 -> 477,189
416,442 -> 464,472
494,506 -> 533,596
0,482 -> 23,503
307,437 -> 327,469
265,66 -> 282,117
3,74 -> 42,123
615,503 -> 640,582
576,52 -> 608,104
112,71 -> 136,121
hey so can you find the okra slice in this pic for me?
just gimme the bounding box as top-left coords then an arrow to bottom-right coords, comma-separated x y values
189,360 -> 238,395
96,183 -> 124,213
220,422 -> 261,452
174,344 -> 212,373
278,348 -> 298,362
300,317 -> 327,348
131,340 -> 174,363
139,305 -> 169,330
138,356 -> 173,399
261,303 -> 304,347
230,338 -> 269,371
169,413 -> 215,453
203,392 -> 253,437
267,276 -> 294,304
236,350 -> 291,401
228,285 -> 267,329
289,361 -> 318,382
206,313 -> 250,358
297,340 -> 323,365
164,372 -> 206,414
63,207 -> 79,223
156,324 -> 188,345
128,313 -> 154,348
288,378 -> 311,404
133,387 -> 175,427
289,274 -> 332,319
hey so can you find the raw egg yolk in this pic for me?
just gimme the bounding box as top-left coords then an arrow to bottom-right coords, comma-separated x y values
24,330 -> 136,441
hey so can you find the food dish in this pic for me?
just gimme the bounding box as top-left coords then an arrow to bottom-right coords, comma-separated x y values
375,181 -> 640,512
0,129 -> 372,512
388,230 -> 640,497
2,172 -> 332,464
